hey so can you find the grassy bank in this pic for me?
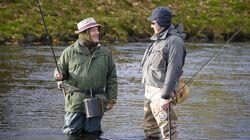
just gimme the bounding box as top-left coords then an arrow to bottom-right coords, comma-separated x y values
0,0 -> 249,45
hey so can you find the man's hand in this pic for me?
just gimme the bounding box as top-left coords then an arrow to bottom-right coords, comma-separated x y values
107,103 -> 114,110
160,98 -> 170,110
55,72 -> 63,81
107,99 -> 116,110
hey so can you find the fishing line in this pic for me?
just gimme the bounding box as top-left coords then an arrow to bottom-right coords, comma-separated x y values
186,25 -> 246,89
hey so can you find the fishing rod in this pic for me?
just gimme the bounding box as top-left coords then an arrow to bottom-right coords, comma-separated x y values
168,25 -> 245,139
171,25 -> 245,104
186,25 -> 246,88
35,0 -> 60,72
35,0 -> 66,95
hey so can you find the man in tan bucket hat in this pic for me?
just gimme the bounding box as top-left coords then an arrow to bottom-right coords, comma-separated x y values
54,17 -> 118,137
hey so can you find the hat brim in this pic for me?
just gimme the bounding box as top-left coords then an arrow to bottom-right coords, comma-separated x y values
147,15 -> 155,21
75,24 -> 101,34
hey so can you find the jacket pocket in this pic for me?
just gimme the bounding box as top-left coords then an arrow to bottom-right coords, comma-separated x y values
69,57 -> 84,73
149,49 -> 167,71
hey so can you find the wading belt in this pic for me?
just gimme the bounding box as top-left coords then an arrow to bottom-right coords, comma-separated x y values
63,82 -> 105,96
74,88 -> 105,96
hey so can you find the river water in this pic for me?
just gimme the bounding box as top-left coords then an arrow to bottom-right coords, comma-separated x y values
0,42 -> 249,140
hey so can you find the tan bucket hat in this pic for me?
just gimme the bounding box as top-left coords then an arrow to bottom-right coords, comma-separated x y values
75,17 -> 101,34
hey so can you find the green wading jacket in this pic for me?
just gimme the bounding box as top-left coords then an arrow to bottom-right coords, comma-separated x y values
54,40 -> 118,112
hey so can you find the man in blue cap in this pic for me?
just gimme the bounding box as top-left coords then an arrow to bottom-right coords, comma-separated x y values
141,7 -> 187,139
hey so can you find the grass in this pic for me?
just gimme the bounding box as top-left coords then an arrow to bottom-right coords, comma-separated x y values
0,0 -> 249,44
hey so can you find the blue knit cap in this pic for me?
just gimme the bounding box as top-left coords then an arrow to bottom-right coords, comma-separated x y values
147,7 -> 172,28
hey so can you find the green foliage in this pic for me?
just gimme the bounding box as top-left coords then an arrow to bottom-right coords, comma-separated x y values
0,0 -> 249,44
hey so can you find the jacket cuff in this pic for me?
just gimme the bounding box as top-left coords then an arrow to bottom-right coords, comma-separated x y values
161,94 -> 171,100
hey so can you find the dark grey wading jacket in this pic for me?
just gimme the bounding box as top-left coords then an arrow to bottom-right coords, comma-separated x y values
141,25 -> 186,99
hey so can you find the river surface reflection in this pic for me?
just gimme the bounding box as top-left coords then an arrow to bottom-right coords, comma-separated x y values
0,42 -> 249,140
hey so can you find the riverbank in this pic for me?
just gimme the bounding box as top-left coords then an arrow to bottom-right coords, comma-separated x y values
0,0 -> 249,45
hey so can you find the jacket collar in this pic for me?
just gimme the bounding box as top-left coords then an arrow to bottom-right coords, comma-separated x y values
72,40 -> 102,55
150,28 -> 169,41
